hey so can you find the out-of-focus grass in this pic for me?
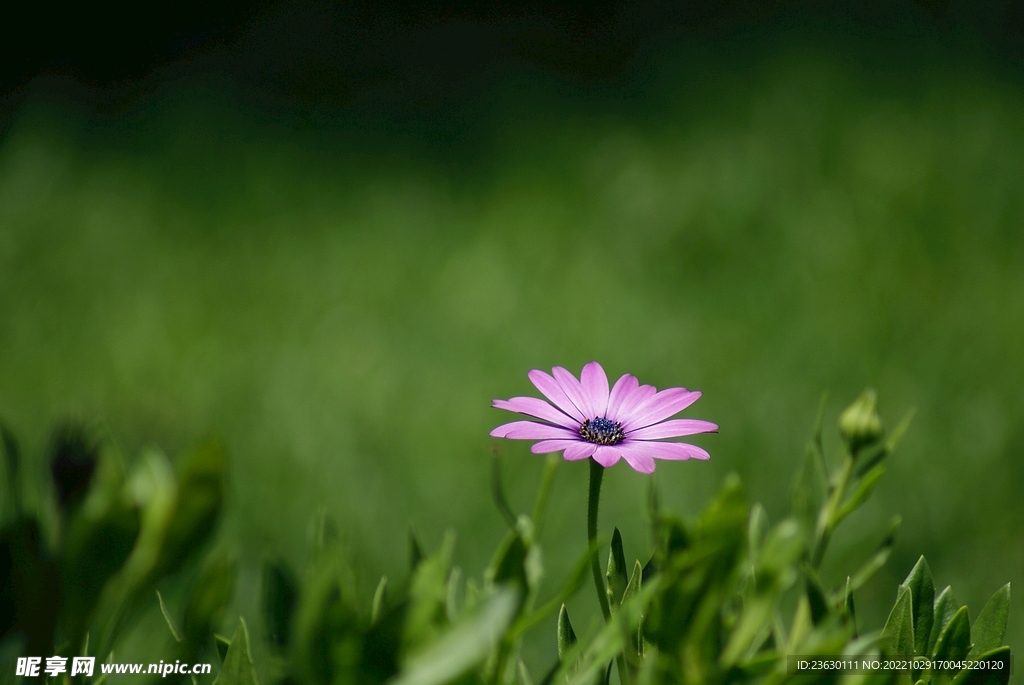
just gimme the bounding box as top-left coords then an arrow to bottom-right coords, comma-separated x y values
2,31 -> 1024,671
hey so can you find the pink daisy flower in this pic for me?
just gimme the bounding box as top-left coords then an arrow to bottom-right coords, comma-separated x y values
490,362 -> 717,474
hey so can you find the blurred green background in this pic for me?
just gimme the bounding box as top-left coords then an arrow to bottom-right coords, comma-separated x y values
2,6 -> 1023,674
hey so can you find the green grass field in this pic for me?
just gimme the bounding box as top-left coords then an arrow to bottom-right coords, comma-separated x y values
2,27 -> 1023,673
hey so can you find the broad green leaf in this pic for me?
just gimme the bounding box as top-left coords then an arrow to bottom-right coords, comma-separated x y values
933,606 -> 972,662
390,588 -> 519,685
881,585 -> 915,656
901,556 -> 934,657
557,604 -> 577,660
969,584 -> 1010,655
212,618 -> 259,685
606,528 -> 628,608
950,646 -> 1011,685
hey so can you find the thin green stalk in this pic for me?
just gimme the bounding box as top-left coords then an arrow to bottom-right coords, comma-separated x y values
588,458 -> 611,621
587,459 -> 631,685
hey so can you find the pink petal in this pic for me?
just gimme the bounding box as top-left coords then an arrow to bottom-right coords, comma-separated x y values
628,419 -> 719,440
528,369 -> 587,423
563,442 -> 598,461
627,440 -> 711,461
622,389 -> 702,430
617,444 -> 657,473
490,421 -> 575,440
493,397 -> 579,429
592,445 -> 621,468
606,374 -> 638,421
531,439 -> 584,454
580,362 -> 610,416
552,366 -> 594,418
609,383 -> 657,423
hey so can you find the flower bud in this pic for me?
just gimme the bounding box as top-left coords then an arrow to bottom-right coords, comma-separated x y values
838,389 -> 883,451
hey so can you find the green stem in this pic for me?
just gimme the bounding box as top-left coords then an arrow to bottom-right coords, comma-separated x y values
811,451 -> 855,568
588,459 -> 632,685
588,458 -> 611,621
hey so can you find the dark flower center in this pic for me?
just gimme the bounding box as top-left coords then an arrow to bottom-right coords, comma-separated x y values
579,417 -> 625,445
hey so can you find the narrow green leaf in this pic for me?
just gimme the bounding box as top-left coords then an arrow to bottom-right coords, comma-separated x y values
261,559 -> 298,649
804,570 -> 829,625
156,590 -> 183,643
491,450 -> 518,529
881,585 -> 915,656
623,560 -> 642,604
901,556 -> 935,657
970,584 -> 1010,655
844,576 -> 857,636
390,588 -> 519,685
557,604 -> 577,661
518,658 -> 534,685
214,634 -> 231,663
851,516 -> 901,590
445,567 -> 461,622
933,606 -> 972,662
409,529 -> 425,571
372,575 -> 389,624
747,503 -> 768,560
606,528 -> 628,607
929,586 -> 961,656
834,464 -> 886,527
212,618 -> 259,685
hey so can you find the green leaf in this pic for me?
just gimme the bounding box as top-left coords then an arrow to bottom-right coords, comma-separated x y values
933,606 -> 972,663
557,604 -> 577,661
850,516 -> 901,590
262,559 -> 298,649
517,658 -> 534,685
214,634 -> 231,663
950,646 -> 1011,685
791,444 -> 826,527
212,618 -> 259,685
156,439 -> 226,577
929,586 -> 961,656
156,590 -> 183,642
372,575 -> 389,624
623,560 -> 642,605
834,464 -> 886,527
491,451 -> 518,529
901,556 -> 934,657
409,529 -> 425,571
606,528 -> 628,608
844,576 -> 857,636
804,570 -> 829,625
970,584 -> 1009,655
881,585 -> 915,656
747,503 -> 769,560
390,588 -> 519,685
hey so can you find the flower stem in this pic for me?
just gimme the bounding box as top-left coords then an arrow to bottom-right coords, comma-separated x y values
588,457 -> 612,621
588,459 -> 633,685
